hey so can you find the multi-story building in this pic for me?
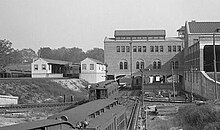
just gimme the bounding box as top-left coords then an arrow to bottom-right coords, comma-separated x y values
182,21 -> 220,99
104,30 -> 184,81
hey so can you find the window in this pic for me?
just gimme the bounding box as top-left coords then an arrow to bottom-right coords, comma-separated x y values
155,46 -> 159,52
168,46 -> 172,52
173,45 -> 176,52
141,62 -> 144,69
136,62 -> 140,69
90,64 -> 94,70
178,45 -> 181,52
42,64 -> 46,70
138,46 -> 141,52
121,46 -> 125,52
120,62 -> 123,69
126,46 -> 130,52
170,61 -> 175,69
126,37 -> 130,40
95,111 -> 100,116
160,46 -> 163,52
124,62 -> 128,69
34,64 -> 38,70
193,39 -> 199,44
82,64 -> 86,70
153,59 -> 161,69
175,61 -> 179,69
153,61 -> 157,69
158,61 -> 161,69
120,60 -> 128,70
143,46 -> 146,52
133,46 -> 137,52
150,46 -> 154,52
116,46 -> 120,52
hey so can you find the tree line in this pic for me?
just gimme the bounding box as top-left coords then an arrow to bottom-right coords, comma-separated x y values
0,39 -> 104,68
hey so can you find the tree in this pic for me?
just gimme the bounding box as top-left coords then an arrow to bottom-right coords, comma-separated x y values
20,48 -> 38,63
0,39 -> 14,67
86,48 -> 104,62
37,47 -> 53,59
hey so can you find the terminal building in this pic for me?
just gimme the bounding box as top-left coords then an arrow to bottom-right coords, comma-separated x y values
104,30 -> 183,83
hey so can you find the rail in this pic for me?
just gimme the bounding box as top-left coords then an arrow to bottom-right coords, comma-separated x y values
127,99 -> 139,130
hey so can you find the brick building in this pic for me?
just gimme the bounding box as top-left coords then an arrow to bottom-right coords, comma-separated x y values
104,30 -> 184,82
181,21 -> 220,99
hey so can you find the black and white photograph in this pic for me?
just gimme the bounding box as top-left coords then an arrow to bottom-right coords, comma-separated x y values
0,0 -> 220,130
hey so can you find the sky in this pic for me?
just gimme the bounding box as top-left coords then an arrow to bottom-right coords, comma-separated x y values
0,0 -> 220,52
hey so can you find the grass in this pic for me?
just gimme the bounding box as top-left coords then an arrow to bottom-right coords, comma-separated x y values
175,104 -> 220,130
0,78 -> 89,104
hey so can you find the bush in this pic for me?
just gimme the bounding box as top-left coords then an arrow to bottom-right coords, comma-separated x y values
176,104 -> 220,130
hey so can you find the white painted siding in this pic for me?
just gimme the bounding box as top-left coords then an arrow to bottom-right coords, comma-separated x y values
80,58 -> 106,83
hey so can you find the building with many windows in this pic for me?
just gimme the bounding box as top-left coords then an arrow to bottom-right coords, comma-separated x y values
104,30 -> 183,80
182,21 -> 220,99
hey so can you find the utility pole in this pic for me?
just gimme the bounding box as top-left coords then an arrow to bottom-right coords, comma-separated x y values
191,66 -> 194,102
213,33 -> 218,100
172,62 -> 175,101
130,41 -> 133,89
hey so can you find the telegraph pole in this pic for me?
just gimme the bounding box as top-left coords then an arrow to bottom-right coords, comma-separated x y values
130,41 -> 133,88
191,66 -> 194,102
172,62 -> 175,101
213,33 -> 218,100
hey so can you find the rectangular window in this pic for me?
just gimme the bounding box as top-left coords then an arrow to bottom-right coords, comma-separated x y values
173,45 -> 176,52
121,46 -> 125,52
178,45 -> 181,52
138,46 -> 141,52
143,46 -> 146,52
126,37 -> 131,40
116,46 -> 120,52
90,64 -> 94,70
34,64 -> 38,70
82,64 -> 86,70
42,64 -> 46,70
160,46 -> 163,52
155,46 -> 159,52
133,46 -> 137,52
150,46 -> 154,52
168,46 -> 172,52
126,46 -> 130,52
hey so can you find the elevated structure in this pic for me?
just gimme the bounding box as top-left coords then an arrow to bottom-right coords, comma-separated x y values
183,20 -> 220,100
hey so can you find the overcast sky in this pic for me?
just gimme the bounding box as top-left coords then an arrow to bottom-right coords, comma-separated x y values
0,0 -> 220,52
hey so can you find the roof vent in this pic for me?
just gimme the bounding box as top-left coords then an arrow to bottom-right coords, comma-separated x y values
191,20 -> 196,22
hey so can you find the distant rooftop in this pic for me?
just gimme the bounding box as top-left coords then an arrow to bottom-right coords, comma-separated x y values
114,30 -> 166,37
188,21 -> 220,33
40,58 -> 71,65
83,57 -> 104,64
